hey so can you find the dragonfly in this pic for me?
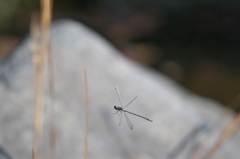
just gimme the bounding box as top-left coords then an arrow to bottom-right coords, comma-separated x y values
113,86 -> 153,130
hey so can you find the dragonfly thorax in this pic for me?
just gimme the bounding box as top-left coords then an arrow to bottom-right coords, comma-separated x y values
114,106 -> 123,110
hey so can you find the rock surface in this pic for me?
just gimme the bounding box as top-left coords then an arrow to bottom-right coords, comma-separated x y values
0,19 -> 240,159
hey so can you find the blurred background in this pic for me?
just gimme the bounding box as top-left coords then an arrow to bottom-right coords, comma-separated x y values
1,0 -> 240,110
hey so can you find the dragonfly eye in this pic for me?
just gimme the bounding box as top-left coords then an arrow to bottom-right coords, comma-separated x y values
114,106 -> 117,109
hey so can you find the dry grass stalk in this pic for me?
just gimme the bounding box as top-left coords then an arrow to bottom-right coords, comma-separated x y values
48,43 -> 56,159
30,12 -> 41,159
84,68 -> 89,159
32,0 -> 53,159
30,13 -> 40,89
204,94 -> 240,159
45,1 -> 56,158
204,114 -> 240,159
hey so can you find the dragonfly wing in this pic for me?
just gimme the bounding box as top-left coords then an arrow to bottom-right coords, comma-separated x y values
124,112 -> 133,130
124,95 -> 138,109
115,86 -> 123,107
119,112 -> 123,128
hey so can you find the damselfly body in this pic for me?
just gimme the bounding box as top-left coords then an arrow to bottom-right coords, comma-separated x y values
113,86 -> 152,130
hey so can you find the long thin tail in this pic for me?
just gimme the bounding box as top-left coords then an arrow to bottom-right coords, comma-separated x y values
123,110 -> 153,122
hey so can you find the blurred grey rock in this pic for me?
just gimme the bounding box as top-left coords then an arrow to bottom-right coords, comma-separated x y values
0,146 -> 11,159
0,19 -> 240,159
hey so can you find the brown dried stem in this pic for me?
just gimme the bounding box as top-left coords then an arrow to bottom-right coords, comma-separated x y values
84,68 -> 89,159
204,94 -> 240,159
32,0 -> 53,159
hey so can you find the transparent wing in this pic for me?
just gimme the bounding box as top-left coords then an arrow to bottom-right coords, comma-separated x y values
124,112 -> 133,130
119,112 -> 123,128
124,95 -> 138,109
115,86 -> 123,107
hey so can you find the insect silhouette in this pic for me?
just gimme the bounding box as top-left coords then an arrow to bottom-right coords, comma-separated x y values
113,86 -> 153,130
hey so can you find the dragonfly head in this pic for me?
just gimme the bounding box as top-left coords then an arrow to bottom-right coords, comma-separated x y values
114,106 -> 123,110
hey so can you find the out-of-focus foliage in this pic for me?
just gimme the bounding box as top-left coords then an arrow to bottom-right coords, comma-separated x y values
1,0 -> 240,109
0,0 -> 38,35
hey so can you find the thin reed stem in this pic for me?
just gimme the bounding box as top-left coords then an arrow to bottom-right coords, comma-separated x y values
204,93 -> 240,159
84,68 -> 89,159
204,114 -> 240,159
32,0 -> 52,159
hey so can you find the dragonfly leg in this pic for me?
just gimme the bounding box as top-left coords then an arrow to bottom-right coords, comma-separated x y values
118,111 -> 122,117
112,110 -> 119,115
